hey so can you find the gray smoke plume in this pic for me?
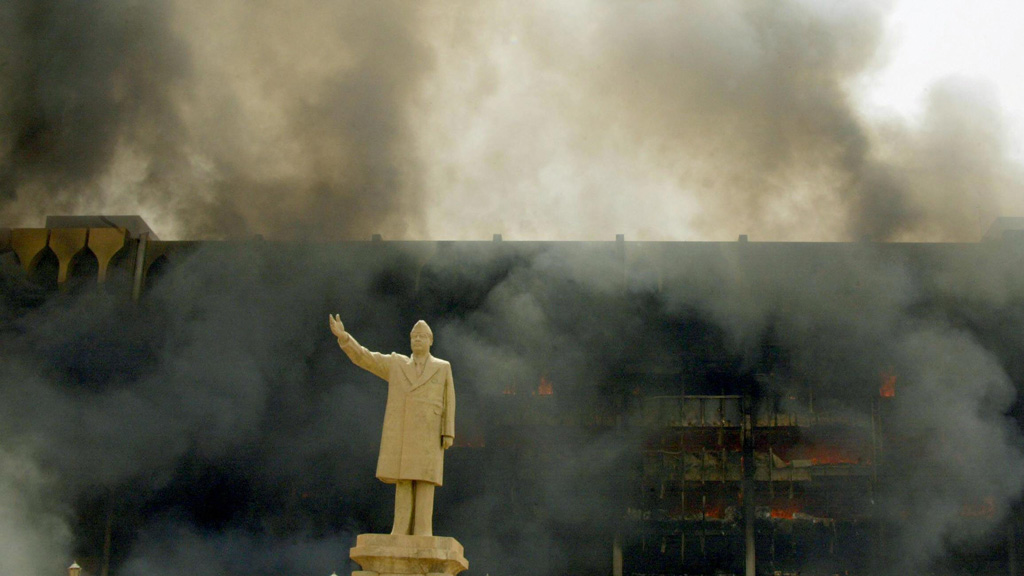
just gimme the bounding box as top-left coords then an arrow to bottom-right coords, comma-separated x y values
3,1 -> 1022,241
0,241 -> 641,575
0,0 -> 188,220
0,446 -> 71,576
417,1 -> 1024,241
0,244 -> 395,575
0,0 -> 430,240
653,240 -> 1024,572
2,237 -> 1024,575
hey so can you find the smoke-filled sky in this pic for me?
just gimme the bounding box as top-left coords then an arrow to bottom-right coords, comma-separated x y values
1,0 -> 1022,242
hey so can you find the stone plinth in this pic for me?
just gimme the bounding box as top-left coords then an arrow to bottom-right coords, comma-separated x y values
350,534 -> 468,576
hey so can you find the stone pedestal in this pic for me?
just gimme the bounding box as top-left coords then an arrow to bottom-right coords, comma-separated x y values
350,534 -> 469,576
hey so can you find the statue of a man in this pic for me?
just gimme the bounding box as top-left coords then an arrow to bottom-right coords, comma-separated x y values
329,315 -> 455,537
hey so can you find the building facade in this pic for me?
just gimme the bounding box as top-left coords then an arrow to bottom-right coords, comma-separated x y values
2,217 -> 1023,576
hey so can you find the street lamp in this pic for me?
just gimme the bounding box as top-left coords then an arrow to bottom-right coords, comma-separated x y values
68,562 -> 81,576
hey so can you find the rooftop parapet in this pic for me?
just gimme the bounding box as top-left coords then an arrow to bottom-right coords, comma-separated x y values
45,215 -> 158,240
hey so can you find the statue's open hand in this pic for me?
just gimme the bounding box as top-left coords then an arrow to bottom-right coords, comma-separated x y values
442,436 -> 454,450
329,314 -> 347,339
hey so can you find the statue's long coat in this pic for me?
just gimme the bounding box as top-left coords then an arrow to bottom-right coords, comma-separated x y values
340,336 -> 455,486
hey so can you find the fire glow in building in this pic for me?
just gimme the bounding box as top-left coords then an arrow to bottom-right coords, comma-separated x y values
2,216 -> 1023,576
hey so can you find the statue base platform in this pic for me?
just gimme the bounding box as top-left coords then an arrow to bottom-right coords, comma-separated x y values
350,534 -> 469,576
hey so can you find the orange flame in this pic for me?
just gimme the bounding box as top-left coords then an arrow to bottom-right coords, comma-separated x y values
537,375 -> 554,396
703,506 -> 723,519
880,370 -> 896,398
769,500 -> 803,519
502,384 -> 516,395
801,445 -> 864,465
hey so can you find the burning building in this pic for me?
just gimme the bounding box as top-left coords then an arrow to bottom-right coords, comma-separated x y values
1,216 -> 1024,576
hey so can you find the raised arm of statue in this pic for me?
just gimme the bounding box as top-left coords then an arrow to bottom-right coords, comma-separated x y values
329,314 -> 349,341
329,314 -> 391,381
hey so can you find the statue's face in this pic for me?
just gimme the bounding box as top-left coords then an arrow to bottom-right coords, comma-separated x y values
410,326 -> 432,354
